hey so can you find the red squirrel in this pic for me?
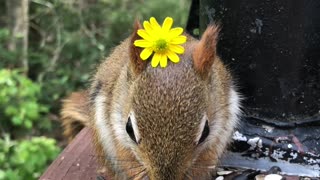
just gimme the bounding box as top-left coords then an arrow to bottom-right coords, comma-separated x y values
61,19 -> 241,179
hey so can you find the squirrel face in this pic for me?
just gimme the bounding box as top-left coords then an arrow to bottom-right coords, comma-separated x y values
89,21 -> 241,180
129,57 -> 209,179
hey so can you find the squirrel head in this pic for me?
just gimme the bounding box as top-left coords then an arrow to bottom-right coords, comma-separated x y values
118,21 -> 224,179
90,19 -> 239,180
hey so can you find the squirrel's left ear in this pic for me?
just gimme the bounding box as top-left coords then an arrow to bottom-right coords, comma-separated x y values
193,25 -> 220,78
129,20 -> 148,75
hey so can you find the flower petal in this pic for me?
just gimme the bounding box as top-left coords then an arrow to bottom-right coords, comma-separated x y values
162,17 -> 173,32
137,30 -> 153,41
151,53 -> 161,67
134,17 -> 187,68
140,47 -> 153,60
170,36 -> 187,44
134,40 -> 153,48
150,17 -> 161,30
143,21 -> 153,32
168,28 -> 184,38
169,44 -> 185,54
159,54 -> 168,68
167,50 -> 180,63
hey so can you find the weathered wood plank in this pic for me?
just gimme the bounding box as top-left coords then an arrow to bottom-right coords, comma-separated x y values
40,127 -> 107,180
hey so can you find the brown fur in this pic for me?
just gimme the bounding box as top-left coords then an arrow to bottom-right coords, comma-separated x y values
193,25 -> 220,78
60,91 -> 90,142
129,20 -> 148,75
60,23 -> 239,180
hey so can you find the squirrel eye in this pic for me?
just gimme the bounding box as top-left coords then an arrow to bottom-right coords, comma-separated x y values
198,120 -> 210,144
126,117 -> 137,143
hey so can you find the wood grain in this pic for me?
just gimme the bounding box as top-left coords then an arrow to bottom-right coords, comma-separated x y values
40,127 -> 107,180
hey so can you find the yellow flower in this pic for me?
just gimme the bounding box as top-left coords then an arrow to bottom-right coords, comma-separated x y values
134,17 -> 187,68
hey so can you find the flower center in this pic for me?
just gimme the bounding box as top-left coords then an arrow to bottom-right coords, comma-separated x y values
154,39 -> 168,52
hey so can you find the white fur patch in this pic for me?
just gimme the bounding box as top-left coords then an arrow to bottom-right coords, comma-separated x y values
214,87 -> 241,155
110,97 -> 134,149
94,95 -> 117,159
110,106 -> 125,143
229,88 -> 241,124
110,103 -> 143,165
204,87 -> 241,156
129,111 -> 141,143
111,110 -> 141,149
195,114 -> 208,143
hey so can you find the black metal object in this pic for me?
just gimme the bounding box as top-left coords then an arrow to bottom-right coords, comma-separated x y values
186,0 -> 320,177
196,0 -> 320,122
186,0 -> 199,37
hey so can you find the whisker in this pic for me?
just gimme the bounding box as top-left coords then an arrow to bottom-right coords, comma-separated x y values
109,164 -> 143,171
127,164 -> 143,169
135,170 -> 148,180
106,160 -> 141,165
128,168 -> 146,180
92,156 -> 145,178
139,171 -> 149,180
189,161 -> 217,178
104,164 -> 144,179
191,164 -> 216,169
190,166 -> 216,172
92,156 -> 142,166
91,155 -> 140,163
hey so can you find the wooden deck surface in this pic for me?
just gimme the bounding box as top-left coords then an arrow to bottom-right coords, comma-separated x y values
40,127 -> 107,180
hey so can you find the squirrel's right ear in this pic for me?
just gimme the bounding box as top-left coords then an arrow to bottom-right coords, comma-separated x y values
129,20 -> 148,75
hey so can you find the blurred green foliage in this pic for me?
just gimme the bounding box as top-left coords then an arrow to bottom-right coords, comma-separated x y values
0,0 -> 190,179
0,136 -> 60,180
0,69 -> 58,180
0,69 -> 49,130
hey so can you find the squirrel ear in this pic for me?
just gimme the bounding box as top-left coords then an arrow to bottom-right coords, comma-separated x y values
129,20 -> 147,75
193,25 -> 220,78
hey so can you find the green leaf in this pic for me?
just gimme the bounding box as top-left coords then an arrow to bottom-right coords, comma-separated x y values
0,170 -> 5,180
4,106 -> 17,116
11,116 -> 22,125
23,120 -> 32,129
